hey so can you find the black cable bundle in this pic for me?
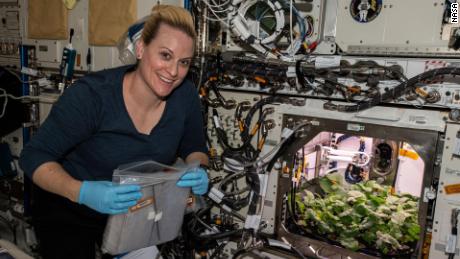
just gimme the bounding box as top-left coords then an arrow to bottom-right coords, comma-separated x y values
219,172 -> 251,211
295,59 -> 314,92
214,95 -> 289,164
245,167 -> 261,216
333,67 -> 460,112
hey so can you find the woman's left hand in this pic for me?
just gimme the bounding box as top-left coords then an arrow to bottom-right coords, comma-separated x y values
176,167 -> 209,195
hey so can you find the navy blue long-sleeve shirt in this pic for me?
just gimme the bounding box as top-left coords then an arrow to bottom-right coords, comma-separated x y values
19,65 -> 207,181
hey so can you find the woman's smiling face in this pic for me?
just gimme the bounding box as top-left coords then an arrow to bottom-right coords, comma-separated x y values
136,23 -> 194,98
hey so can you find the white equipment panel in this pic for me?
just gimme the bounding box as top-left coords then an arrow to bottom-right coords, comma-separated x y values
430,122 -> 460,258
335,0 -> 460,56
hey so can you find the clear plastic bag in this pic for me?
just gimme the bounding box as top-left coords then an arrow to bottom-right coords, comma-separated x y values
102,160 -> 198,255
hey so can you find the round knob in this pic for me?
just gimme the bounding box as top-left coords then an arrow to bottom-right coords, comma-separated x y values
449,109 -> 460,121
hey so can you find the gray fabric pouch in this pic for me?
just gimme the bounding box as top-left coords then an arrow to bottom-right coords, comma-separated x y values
102,160 -> 193,255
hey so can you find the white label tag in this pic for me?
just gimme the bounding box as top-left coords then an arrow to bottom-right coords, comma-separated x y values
281,127 -> 294,139
147,210 -> 156,220
21,67 -> 38,76
244,215 -> 261,230
213,116 -> 221,128
315,56 -> 341,69
454,137 -> 460,156
211,187 -> 224,199
221,204 -> 231,212
154,211 -> 163,222
208,187 -> 224,203
258,174 -> 268,196
446,234 -> 457,253
286,66 -> 296,78
347,123 -> 365,132
37,78 -> 51,87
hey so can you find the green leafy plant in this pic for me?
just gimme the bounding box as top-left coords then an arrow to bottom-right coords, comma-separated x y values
293,173 -> 420,255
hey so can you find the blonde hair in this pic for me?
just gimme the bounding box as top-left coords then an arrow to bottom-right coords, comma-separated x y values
141,5 -> 196,45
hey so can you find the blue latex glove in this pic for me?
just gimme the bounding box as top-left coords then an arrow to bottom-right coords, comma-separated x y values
176,167 -> 209,195
78,181 -> 142,215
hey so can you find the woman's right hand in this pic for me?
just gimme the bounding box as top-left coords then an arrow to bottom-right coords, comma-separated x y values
78,181 -> 142,214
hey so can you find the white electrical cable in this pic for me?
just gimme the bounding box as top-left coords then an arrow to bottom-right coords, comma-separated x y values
305,76 -> 317,89
202,0 -> 232,26
0,89 -> 7,119
228,0 -> 284,57
3,66 -> 42,84
209,0 -> 231,9
258,1 -> 284,44
225,0 -> 310,58
223,157 -> 245,172
203,2 -> 230,13
204,15 -> 230,24
255,122 -> 310,167
221,122 -> 310,171
0,88 -> 44,119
